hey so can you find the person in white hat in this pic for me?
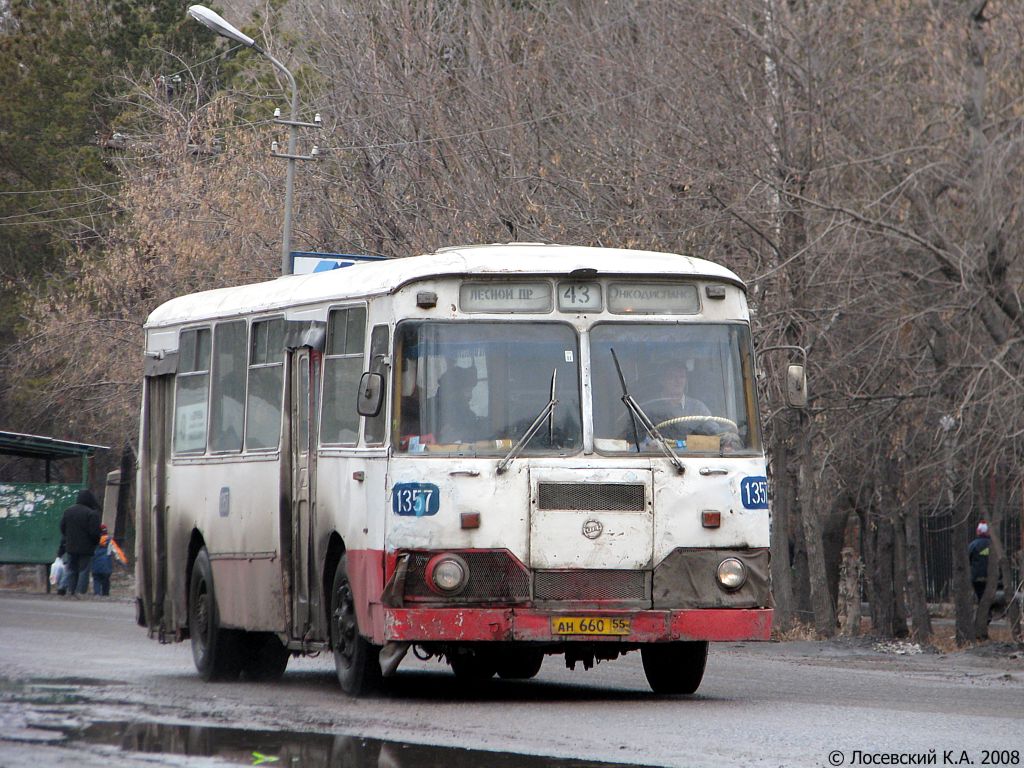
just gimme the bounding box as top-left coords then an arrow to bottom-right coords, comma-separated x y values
968,522 -> 991,601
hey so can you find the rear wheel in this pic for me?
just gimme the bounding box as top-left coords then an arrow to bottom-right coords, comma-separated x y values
495,649 -> 544,680
189,547 -> 241,681
330,555 -> 381,695
240,632 -> 290,681
641,641 -> 708,694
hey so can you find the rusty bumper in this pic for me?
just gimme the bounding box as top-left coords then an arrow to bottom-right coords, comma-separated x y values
384,607 -> 773,643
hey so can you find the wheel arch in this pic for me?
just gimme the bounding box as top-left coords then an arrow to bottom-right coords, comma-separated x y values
183,529 -> 206,638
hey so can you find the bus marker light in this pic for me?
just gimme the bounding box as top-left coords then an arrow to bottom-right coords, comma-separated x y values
701,510 -> 721,528
716,558 -> 746,591
460,512 -> 480,529
352,471 -> 365,482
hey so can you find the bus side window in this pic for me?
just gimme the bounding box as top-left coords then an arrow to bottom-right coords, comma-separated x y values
209,320 -> 247,453
245,318 -> 285,451
321,306 -> 366,445
364,325 -> 390,445
173,327 -> 211,454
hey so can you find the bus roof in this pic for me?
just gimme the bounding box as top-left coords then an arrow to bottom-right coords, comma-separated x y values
145,243 -> 745,328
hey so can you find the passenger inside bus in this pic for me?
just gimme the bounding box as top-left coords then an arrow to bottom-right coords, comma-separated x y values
393,321 -> 583,454
429,364 -> 485,444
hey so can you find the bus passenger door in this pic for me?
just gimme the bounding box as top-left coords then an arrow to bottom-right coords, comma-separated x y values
288,349 -> 318,640
137,371 -> 174,638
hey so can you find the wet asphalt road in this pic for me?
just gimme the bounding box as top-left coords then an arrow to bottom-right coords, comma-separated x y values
1,591 -> 1022,768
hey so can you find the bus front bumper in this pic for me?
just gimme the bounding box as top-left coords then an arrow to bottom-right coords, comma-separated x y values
383,607 -> 773,643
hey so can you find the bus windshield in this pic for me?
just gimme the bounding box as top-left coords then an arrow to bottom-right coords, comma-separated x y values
591,323 -> 759,454
394,321 -> 582,456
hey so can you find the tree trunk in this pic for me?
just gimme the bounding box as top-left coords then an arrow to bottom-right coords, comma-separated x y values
822,508 -> 849,616
953,505 -> 976,645
1009,574 -> 1022,643
769,415 -> 796,632
892,510 -> 910,638
798,412 -> 836,637
858,505 -> 876,629
791,517 -> 812,621
837,546 -> 862,637
902,505 -> 933,642
869,506 -> 896,637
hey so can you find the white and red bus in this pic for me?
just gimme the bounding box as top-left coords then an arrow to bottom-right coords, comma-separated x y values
136,243 -> 775,695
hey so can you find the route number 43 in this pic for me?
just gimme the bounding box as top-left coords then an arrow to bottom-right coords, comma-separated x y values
557,282 -> 602,311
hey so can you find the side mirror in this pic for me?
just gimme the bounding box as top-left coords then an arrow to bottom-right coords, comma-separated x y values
786,364 -> 808,408
357,372 -> 384,417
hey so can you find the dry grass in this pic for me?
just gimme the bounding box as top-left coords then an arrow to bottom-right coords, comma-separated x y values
771,612 -> 1020,652
925,620 -> 1016,653
772,621 -> 823,641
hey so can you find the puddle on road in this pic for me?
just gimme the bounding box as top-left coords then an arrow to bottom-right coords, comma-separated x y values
1,678 -> 91,706
76,720 -> 649,768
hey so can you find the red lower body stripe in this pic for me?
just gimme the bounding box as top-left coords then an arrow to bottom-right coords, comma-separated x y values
383,607 -> 772,643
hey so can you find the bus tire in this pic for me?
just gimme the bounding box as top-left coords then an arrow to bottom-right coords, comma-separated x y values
189,547 -> 241,682
495,649 -> 544,680
240,632 -> 290,681
640,641 -> 708,694
330,555 -> 381,696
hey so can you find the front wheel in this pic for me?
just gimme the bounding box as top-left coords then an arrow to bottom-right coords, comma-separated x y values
189,547 -> 241,681
330,555 -> 382,696
495,649 -> 544,680
449,649 -> 497,683
641,641 -> 708,694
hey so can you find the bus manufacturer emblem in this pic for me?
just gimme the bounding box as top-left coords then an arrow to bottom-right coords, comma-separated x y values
582,519 -> 603,539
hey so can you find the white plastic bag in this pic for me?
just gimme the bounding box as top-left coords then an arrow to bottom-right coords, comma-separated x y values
49,556 -> 64,587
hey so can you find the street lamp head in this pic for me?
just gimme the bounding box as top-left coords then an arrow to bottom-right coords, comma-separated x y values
187,5 -> 257,48
187,3 -> 297,276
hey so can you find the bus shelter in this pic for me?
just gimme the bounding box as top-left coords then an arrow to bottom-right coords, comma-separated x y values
0,431 -> 106,568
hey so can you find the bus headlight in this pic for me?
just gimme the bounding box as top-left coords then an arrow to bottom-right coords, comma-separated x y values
426,554 -> 470,595
716,557 -> 746,591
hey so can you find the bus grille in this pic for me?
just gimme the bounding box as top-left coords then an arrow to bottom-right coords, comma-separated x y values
536,482 -> 646,512
403,550 -> 530,602
534,569 -> 648,601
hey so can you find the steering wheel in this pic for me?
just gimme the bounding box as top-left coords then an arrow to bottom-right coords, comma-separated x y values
654,414 -> 739,432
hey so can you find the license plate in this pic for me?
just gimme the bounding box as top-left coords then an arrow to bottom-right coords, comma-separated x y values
551,616 -> 631,636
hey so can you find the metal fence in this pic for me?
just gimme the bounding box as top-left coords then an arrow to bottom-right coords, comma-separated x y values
920,509 -> 1022,602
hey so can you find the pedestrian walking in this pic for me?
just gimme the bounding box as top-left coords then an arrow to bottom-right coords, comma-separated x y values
968,521 -> 992,601
59,489 -> 101,596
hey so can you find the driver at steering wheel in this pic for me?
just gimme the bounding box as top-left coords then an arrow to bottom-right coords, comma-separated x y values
644,362 -> 712,422
632,361 -> 742,451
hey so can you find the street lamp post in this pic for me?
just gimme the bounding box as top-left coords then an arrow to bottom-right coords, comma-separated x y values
188,5 -> 319,276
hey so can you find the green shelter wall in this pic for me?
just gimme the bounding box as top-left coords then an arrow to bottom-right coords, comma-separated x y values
0,483 -> 83,564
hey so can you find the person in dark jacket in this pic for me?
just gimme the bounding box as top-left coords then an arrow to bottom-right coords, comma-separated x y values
968,521 -> 992,601
60,489 -> 101,596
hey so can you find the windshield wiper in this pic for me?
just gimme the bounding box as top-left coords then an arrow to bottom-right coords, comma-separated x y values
496,368 -> 558,475
610,349 -> 685,474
